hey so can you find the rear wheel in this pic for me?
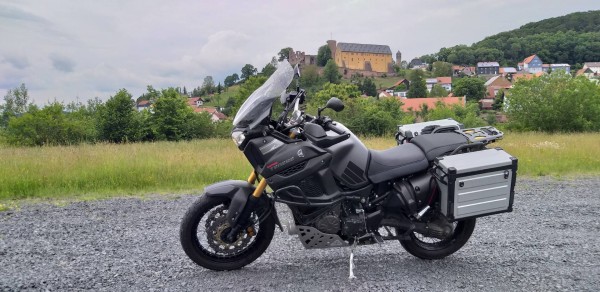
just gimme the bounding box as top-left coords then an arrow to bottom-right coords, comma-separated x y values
399,218 -> 476,259
180,195 -> 275,270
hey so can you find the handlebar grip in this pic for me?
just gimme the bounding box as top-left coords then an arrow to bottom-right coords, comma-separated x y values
325,122 -> 345,135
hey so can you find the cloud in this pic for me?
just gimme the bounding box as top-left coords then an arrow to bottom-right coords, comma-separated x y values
0,4 -> 49,24
50,54 -> 75,73
2,55 -> 29,69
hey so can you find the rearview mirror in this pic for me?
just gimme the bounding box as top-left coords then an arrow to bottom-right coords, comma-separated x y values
325,97 -> 344,112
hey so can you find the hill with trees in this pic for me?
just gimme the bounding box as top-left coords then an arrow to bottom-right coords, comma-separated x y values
420,10 -> 600,67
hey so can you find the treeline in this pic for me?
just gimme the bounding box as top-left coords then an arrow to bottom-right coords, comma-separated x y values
0,85 -> 231,146
420,10 -> 600,66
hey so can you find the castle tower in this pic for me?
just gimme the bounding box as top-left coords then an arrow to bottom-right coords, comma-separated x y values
327,40 -> 337,61
396,50 -> 402,65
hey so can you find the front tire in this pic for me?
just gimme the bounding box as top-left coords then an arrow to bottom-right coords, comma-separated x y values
399,218 -> 476,260
180,195 -> 275,270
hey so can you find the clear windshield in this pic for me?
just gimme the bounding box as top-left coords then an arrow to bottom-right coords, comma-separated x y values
233,60 -> 294,129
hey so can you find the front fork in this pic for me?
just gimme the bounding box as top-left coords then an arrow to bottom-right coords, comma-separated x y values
225,132 -> 295,242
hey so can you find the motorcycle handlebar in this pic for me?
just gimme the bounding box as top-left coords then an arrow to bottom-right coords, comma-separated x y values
324,122 -> 345,135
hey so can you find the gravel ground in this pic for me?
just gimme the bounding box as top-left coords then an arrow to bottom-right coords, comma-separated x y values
1,177 -> 599,291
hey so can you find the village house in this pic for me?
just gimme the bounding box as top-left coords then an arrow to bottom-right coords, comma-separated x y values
452,65 -> 476,77
398,96 -> 465,112
187,97 -> 204,107
521,54 -> 543,73
194,107 -> 227,122
484,76 -> 512,98
476,62 -> 500,75
425,77 -> 452,92
136,100 -> 151,112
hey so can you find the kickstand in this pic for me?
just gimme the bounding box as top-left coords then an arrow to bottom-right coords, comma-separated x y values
348,238 -> 357,280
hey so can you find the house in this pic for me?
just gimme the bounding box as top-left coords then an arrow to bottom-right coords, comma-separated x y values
136,100 -> 151,112
188,97 -> 204,107
330,40 -> 394,73
409,58 -> 424,69
398,96 -> 465,112
512,71 -> 544,82
387,79 -> 410,91
476,62 -> 500,75
499,67 -> 517,75
194,107 -> 227,122
479,99 -> 495,110
484,76 -> 512,98
522,54 -> 543,73
436,77 -> 452,91
378,91 -> 393,99
550,64 -> 570,73
424,77 -> 452,92
583,62 -> 600,73
425,78 -> 438,92
452,65 -> 476,77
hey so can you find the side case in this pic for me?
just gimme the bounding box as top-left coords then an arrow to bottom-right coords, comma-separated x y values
433,148 -> 518,221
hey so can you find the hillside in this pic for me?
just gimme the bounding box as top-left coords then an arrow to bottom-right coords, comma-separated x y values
423,10 -> 600,67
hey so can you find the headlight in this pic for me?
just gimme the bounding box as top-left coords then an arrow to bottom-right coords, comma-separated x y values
231,131 -> 246,146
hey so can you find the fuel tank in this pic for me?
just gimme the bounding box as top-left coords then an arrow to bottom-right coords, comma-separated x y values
324,122 -> 370,189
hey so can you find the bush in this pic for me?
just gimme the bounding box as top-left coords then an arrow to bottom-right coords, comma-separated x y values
506,72 -> 600,132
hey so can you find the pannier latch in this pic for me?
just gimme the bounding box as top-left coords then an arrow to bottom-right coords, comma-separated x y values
504,170 -> 509,179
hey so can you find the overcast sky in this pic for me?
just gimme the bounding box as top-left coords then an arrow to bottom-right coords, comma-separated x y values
1,0 -> 600,105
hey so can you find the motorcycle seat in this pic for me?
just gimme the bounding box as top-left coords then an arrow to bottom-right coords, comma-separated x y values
368,143 -> 428,184
410,132 -> 469,161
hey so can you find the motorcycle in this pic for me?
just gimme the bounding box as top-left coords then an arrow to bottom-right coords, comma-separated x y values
180,60 -> 517,271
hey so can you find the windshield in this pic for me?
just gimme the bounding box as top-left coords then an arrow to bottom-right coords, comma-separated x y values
233,60 -> 294,129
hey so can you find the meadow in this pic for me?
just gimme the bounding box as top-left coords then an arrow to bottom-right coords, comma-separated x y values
1,133 -> 599,201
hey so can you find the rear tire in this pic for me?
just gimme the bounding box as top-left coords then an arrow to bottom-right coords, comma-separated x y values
180,195 -> 275,270
399,218 -> 476,260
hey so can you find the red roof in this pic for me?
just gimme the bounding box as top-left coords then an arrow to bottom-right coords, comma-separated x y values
137,100 -> 150,106
436,77 -> 451,84
194,107 -> 227,120
188,97 -> 204,107
523,54 -> 536,64
398,96 -> 465,112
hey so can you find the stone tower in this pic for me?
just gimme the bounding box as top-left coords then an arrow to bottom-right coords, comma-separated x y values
396,50 -> 402,65
327,40 -> 337,61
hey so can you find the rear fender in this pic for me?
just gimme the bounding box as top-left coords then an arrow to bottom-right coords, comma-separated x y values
204,180 -> 282,231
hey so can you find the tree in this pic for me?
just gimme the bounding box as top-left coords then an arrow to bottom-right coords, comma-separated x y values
217,82 -> 223,95
202,76 -> 215,94
241,64 -> 257,80
407,71 -> 427,98
278,47 -> 293,61
360,78 -> 377,97
224,73 -> 239,88
322,59 -> 341,84
453,78 -> 486,101
183,86 -> 188,96
429,84 -> 449,97
432,61 -> 453,77
151,88 -> 194,141
317,44 -> 332,66
231,75 -> 268,116
299,64 -> 320,89
261,58 -> 277,77
1,83 -> 30,127
97,89 -> 140,143
6,102 -> 95,146
506,72 -> 600,132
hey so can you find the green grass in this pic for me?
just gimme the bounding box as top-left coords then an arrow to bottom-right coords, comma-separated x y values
1,133 -> 599,202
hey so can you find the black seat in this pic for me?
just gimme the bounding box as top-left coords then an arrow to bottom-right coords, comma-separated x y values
367,143 -> 428,184
410,132 -> 468,161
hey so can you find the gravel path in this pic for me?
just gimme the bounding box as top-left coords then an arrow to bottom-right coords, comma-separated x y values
1,178 -> 599,291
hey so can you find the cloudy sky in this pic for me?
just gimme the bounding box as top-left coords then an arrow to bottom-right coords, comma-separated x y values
1,0 -> 600,105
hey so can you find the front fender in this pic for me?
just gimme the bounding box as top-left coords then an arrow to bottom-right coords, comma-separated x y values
204,180 -> 282,231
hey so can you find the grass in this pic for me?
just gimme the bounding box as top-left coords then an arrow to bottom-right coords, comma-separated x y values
1,133 -> 599,202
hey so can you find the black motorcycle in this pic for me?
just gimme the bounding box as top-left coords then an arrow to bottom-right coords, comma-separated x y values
180,60 -> 517,271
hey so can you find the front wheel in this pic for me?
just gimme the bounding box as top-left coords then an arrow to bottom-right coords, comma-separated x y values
180,195 -> 275,270
399,218 -> 476,260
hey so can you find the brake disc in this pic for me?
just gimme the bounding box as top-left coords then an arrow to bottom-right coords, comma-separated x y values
204,206 -> 253,256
